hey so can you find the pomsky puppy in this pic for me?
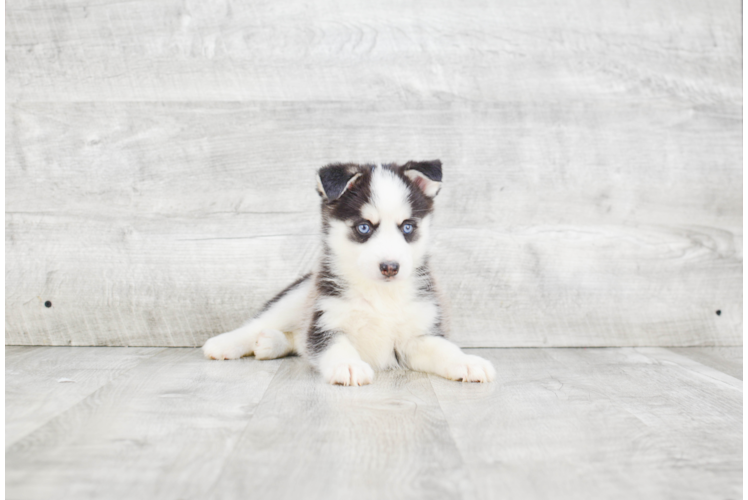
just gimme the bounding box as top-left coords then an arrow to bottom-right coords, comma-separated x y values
202,161 -> 496,386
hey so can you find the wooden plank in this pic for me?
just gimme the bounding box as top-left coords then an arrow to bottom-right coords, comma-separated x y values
208,357 -> 469,500
6,0 -> 741,104
736,3 -> 748,348
6,101 -> 742,229
743,382 -> 748,500
5,349 -> 283,500
667,347 -> 743,380
5,346 -> 164,447
430,347 -> 742,500
5,211 -> 322,347
441,225 -> 741,347
636,347 -> 743,389
5,345 -> 50,365
738,231 -> 748,346
5,213 -> 742,348
5,346 -> 742,499
5,101 -> 742,347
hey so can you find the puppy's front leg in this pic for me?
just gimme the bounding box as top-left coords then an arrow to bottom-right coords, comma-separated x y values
401,335 -> 496,383
316,335 -> 374,386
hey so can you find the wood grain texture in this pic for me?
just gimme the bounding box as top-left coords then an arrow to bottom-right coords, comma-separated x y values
738,0 -> 748,348
6,101 -> 741,346
5,212 -> 741,347
5,101 -> 742,229
743,382 -> 748,500
5,0 -> 742,347
6,0 -> 741,104
5,346 -> 164,446
667,346 -> 743,380
431,347 -> 742,500
5,346 -> 742,499
5,348 -> 282,500
209,357 -> 469,500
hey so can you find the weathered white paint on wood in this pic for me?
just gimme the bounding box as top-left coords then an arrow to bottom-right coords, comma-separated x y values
5,0 -> 742,347
738,4 -> 748,348
5,348 -> 283,500
5,213 -> 741,347
5,346 -> 743,499
5,101 -> 741,346
743,382 -> 748,495
5,346 -> 164,446
6,0 -> 741,104
667,346 -> 743,380
430,347 -> 742,500
5,102 -> 742,229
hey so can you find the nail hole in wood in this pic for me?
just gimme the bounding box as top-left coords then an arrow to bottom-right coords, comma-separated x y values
44,301 -> 52,308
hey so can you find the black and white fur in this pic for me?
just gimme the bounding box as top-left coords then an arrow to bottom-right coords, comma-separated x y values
203,161 -> 496,386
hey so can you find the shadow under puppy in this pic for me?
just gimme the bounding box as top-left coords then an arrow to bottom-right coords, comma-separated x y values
203,161 -> 496,385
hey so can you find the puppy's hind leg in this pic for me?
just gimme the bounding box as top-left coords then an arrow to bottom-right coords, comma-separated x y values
203,274 -> 312,361
202,323 -> 259,361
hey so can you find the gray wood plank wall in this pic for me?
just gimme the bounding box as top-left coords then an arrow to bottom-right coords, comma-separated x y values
6,0 -> 742,347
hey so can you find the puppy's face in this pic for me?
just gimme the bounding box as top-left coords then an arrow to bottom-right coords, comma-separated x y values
317,161 -> 442,284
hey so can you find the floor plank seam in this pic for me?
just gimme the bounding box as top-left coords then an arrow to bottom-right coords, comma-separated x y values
6,347 -> 742,498
5,347 -> 169,449
648,348 -> 743,389
425,373 -> 472,489
201,357 -> 289,498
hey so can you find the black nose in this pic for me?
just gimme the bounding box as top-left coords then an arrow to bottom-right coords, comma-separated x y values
379,261 -> 399,278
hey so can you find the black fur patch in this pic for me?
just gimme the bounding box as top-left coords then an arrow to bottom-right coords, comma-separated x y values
414,262 -> 445,337
317,163 -> 361,201
390,163 -> 435,219
407,186 -> 434,220
317,249 -> 346,297
258,273 -> 312,315
403,160 -> 442,182
415,263 -> 435,297
322,164 -> 375,222
307,309 -> 336,356
431,318 -> 446,337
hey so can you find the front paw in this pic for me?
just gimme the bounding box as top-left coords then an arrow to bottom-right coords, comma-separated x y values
444,355 -> 496,383
326,360 -> 374,386
202,334 -> 252,360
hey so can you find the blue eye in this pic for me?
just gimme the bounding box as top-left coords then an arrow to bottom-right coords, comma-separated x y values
357,223 -> 371,235
402,224 -> 414,234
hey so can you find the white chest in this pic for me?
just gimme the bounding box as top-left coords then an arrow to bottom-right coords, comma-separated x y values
318,291 -> 438,369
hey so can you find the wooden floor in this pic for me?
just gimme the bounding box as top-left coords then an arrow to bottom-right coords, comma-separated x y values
5,346 -> 742,500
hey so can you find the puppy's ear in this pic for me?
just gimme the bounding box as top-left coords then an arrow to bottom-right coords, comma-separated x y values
403,160 -> 442,198
316,164 -> 362,201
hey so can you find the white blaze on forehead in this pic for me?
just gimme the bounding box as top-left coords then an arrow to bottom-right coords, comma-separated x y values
368,166 -> 412,223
